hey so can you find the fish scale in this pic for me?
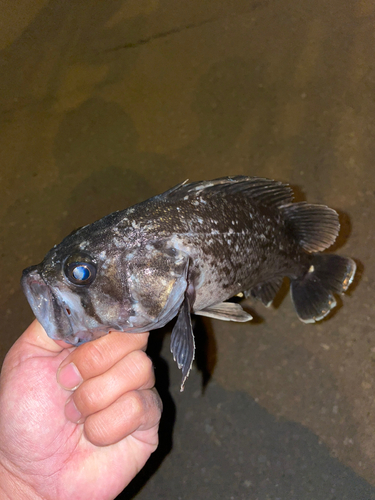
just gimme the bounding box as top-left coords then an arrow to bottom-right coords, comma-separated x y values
116,193 -> 300,301
21,176 -> 356,390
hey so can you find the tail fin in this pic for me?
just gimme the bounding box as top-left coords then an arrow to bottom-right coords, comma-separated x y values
290,254 -> 356,323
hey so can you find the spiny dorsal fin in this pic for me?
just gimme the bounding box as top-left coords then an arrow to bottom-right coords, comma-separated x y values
160,176 -> 294,208
281,202 -> 340,252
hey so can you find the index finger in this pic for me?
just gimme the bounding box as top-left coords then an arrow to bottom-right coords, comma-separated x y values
57,331 -> 150,386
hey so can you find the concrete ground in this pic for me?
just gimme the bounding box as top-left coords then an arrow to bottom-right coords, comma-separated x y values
1,1 -> 374,498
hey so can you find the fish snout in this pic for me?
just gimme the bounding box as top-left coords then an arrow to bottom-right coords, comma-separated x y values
21,265 -> 73,341
21,266 -> 52,323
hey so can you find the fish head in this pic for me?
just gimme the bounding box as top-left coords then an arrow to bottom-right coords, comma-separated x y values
21,225 -> 190,345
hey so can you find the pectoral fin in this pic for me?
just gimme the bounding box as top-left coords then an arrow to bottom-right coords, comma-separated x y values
194,301 -> 253,322
170,295 -> 195,391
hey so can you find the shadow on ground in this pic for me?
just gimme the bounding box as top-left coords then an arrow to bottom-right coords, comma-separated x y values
119,333 -> 375,500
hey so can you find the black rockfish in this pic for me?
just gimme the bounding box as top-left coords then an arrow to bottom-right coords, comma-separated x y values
21,176 -> 356,389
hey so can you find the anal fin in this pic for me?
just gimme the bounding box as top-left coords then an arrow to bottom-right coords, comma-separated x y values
170,295 -> 195,391
245,277 -> 284,307
194,301 -> 253,322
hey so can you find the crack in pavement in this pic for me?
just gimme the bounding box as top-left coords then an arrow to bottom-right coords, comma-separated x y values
104,17 -> 217,53
103,1 -> 266,53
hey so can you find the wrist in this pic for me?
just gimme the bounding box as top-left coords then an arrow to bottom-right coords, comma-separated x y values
0,461 -> 42,500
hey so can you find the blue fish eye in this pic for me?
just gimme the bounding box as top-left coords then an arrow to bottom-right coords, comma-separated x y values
65,261 -> 96,286
73,265 -> 90,281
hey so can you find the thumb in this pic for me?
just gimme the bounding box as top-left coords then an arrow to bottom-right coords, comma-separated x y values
2,320 -> 73,374
19,319 -> 69,353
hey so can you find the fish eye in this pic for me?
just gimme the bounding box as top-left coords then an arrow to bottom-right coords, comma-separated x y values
65,262 -> 96,286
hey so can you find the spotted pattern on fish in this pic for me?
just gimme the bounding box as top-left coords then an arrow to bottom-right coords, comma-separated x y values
21,176 -> 356,390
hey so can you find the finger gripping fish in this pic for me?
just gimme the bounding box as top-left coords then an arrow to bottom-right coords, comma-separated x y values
21,176 -> 356,390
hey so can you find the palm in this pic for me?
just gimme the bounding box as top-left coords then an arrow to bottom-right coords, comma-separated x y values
0,322 -> 160,500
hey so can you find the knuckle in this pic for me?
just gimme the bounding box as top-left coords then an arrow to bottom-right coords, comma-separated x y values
78,342 -> 106,374
127,391 -> 145,419
146,389 -> 163,423
136,351 -> 153,375
75,384 -> 98,414
126,351 -> 154,383
152,388 -> 163,416
84,416 -> 109,446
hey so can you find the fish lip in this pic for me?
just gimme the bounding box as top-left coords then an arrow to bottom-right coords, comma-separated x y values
21,266 -> 119,346
66,326 -> 118,345
21,265 -> 74,341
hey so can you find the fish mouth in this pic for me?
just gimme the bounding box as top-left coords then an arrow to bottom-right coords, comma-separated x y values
21,265 -> 75,342
21,266 -> 110,345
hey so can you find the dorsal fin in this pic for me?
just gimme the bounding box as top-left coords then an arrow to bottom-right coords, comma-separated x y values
159,179 -> 190,197
159,176 -> 294,208
281,202 -> 339,252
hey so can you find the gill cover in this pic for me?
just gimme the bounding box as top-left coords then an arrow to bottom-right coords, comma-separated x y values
126,245 -> 190,329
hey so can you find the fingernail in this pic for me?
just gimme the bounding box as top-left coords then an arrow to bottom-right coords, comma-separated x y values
65,396 -> 83,423
58,362 -> 83,390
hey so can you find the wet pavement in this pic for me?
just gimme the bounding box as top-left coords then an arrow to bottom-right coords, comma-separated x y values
1,1 -> 375,498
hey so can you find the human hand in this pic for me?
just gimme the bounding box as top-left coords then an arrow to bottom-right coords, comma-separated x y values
0,320 -> 162,500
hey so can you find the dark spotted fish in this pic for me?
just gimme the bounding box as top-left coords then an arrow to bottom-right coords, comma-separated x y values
21,176 -> 356,389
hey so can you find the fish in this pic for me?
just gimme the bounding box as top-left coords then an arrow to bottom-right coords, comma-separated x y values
21,176 -> 356,390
